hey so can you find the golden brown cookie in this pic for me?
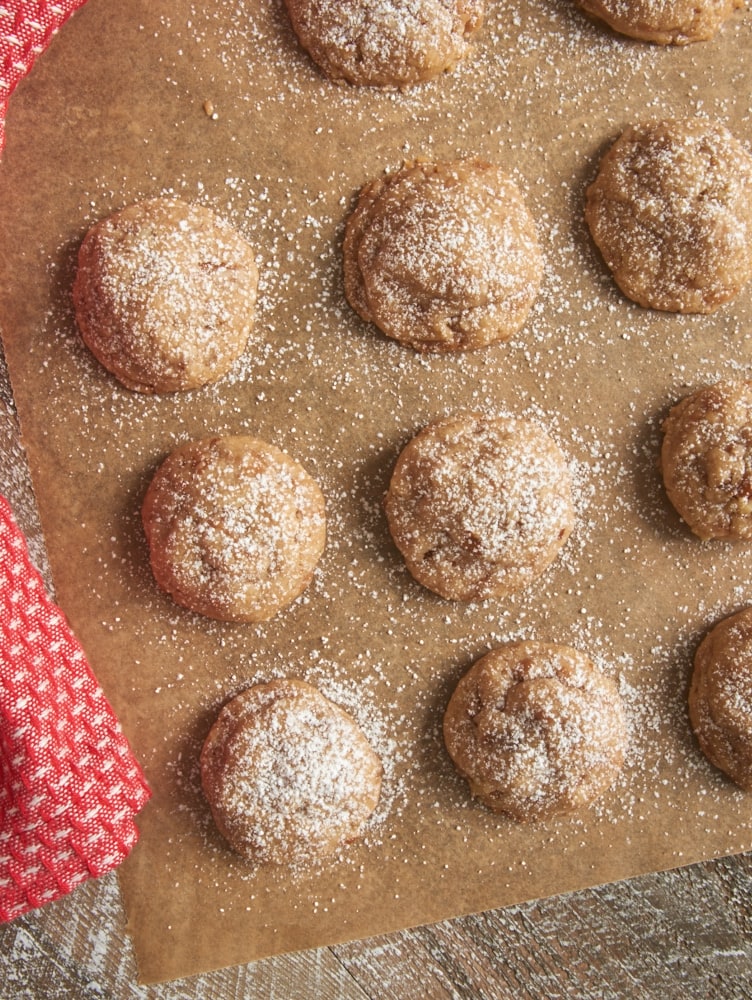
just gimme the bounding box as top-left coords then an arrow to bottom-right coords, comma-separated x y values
384,413 -> 574,602
585,118 -> 752,313
690,607 -> 752,790
576,0 -> 743,44
73,197 -> 259,393
661,379 -> 752,540
201,679 -> 383,864
443,642 -> 628,821
142,435 -> 326,622
283,0 -> 485,88
344,159 -> 543,352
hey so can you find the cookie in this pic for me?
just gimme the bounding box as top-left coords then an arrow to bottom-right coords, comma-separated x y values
661,379 -> 752,540
576,0 -> 743,44
142,435 -> 326,622
690,607 -> 752,790
384,413 -> 574,602
443,642 -> 628,820
585,118 -> 752,313
201,679 -> 383,864
73,197 -> 259,393
344,159 -> 543,353
283,0 -> 485,88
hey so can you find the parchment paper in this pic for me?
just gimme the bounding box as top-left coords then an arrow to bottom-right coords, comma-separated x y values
1,0 -> 751,984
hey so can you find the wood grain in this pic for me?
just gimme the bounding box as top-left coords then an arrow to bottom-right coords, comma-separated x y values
2,855 -> 751,997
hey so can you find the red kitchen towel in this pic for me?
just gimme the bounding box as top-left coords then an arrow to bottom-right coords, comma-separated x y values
0,0 -> 89,152
0,494 -> 150,922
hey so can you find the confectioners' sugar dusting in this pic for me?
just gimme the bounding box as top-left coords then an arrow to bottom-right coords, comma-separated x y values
346,160 -> 543,351
6,0 -> 751,948
585,118 -> 752,313
201,681 -> 382,865
385,414 -> 574,601
284,0 -> 484,87
143,437 -> 326,621
712,656 -> 752,730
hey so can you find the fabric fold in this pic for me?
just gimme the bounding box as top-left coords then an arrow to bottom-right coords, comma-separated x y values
0,493 -> 150,923
0,0 -> 90,152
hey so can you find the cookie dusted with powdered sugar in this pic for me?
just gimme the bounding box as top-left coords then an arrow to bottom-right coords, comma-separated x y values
283,0 -> 485,88
344,159 -> 543,353
201,679 -> 383,865
661,379 -> 752,540
690,608 -> 752,791
443,642 -> 628,821
576,0 -> 743,44
73,197 -> 259,393
142,436 -> 326,622
585,118 -> 752,314
384,413 -> 574,602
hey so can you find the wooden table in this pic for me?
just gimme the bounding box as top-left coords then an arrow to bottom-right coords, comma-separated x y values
1,341 -> 750,1000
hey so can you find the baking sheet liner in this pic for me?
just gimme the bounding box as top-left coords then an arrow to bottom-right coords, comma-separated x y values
0,0 -> 751,983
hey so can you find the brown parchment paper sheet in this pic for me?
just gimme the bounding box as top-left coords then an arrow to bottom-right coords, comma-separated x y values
1,0 -> 752,984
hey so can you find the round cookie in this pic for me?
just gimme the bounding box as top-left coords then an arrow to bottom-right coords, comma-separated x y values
576,0 -> 743,44
283,0 -> 485,88
384,413 -> 574,602
142,435 -> 326,622
201,679 -> 383,864
443,642 -> 628,821
73,197 -> 259,393
661,379 -> 752,540
690,607 -> 752,790
344,159 -> 543,353
585,118 -> 752,313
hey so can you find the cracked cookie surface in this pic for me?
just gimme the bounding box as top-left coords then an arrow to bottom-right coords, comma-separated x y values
142,435 -> 326,622
443,641 -> 628,821
73,197 -> 259,393
384,413 -> 574,602
585,118 -> 752,313
344,159 -> 543,352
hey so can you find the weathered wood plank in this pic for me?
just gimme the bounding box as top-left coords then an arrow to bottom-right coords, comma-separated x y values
333,855 -> 752,1000
0,874 -> 371,999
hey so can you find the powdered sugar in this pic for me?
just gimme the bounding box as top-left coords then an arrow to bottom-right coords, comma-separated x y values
385,413 -> 574,602
283,0 -> 484,87
201,679 -> 382,865
1,0 -> 751,970
142,436 -> 326,622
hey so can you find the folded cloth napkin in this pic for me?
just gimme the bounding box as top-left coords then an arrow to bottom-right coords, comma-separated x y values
0,0 -> 89,152
0,494 -> 150,922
